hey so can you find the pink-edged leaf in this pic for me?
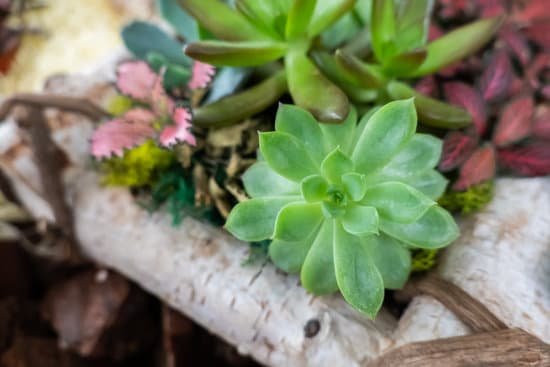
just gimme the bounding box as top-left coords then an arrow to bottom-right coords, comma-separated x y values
151,70 -> 175,117
159,107 -> 196,147
478,49 -> 514,102
493,95 -> 534,147
188,61 -> 215,90
511,0 -> 550,24
91,108 -> 156,158
500,25 -> 531,66
439,131 -> 478,172
453,144 -> 496,191
477,0 -> 506,18
526,54 -> 550,91
498,141 -> 550,176
116,61 -> 157,102
525,20 -> 550,50
444,82 -> 488,136
533,105 -> 550,140
415,76 -> 438,98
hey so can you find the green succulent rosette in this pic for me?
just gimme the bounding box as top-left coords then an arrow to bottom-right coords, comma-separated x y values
225,99 -> 459,318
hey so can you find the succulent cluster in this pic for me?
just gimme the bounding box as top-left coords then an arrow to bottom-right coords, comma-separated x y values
226,100 -> 458,317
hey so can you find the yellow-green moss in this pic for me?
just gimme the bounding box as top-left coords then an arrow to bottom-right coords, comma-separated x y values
100,140 -> 176,188
107,94 -> 135,116
439,181 -> 494,215
411,249 -> 439,273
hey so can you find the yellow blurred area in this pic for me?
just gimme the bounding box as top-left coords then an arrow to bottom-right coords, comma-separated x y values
0,0 -> 153,94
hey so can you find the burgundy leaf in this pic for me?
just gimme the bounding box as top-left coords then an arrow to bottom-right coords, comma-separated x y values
159,108 -> 196,147
444,82 -> 488,136
428,24 -> 443,41
525,20 -> 550,50
453,145 -> 496,191
439,131 -> 478,172
415,76 -> 438,97
439,0 -> 476,19
479,49 -> 514,102
533,105 -> 550,140
477,0 -> 506,18
493,95 -> 534,147
500,26 -> 531,66
91,109 -> 156,158
498,141 -> 550,176
541,85 -> 550,101
188,61 -> 215,90
116,61 -> 157,102
511,0 -> 550,24
526,54 -> 550,91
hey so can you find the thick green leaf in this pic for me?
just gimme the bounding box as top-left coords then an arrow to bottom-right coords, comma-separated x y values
341,172 -> 367,201
260,131 -> 319,182
342,205 -> 378,235
335,50 -> 386,89
351,106 -> 381,149
269,237 -> 313,273
286,0 -> 317,39
225,197 -> 299,241
395,0 -> 434,51
407,171 -> 448,200
370,0 -> 397,62
274,202 -> 323,242
243,162 -> 300,198
275,104 -> 325,164
301,175 -> 329,203
379,205 -> 459,249
383,49 -> 427,77
334,222 -> 384,318
309,0 -> 357,37
122,21 -> 191,66
320,106 -> 357,155
364,234 -> 411,289
163,63 -> 192,89
235,0 -> 285,40
177,0 -> 273,41
301,220 -> 339,294
411,16 -> 503,77
193,70 -> 287,128
185,40 -> 287,67
321,148 -> 354,183
157,0 -> 200,42
352,99 -> 417,174
361,182 -> 435,223
285,49 -> 350,123
382,134 -> 442,177
386,81 -> 472,129
321,12 -> 362,49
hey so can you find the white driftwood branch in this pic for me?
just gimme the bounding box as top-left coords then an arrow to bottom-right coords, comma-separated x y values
1,57 -> 549,366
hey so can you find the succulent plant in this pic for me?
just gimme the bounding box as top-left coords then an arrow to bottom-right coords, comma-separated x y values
225,99 -> 459,317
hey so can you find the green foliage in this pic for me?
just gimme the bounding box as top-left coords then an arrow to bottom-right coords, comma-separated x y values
439,181 -> 494,215
106,95 -> 134,116
100,140 -> 176,188
411,248 -> 438,273
225,100 -> 459,318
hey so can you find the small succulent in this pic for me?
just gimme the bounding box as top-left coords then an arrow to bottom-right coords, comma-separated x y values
225,99 -> 459,317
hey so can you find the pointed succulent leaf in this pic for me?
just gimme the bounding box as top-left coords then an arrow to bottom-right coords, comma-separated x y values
309,0 -> 357,38
176,0 -> 272,41
395,0 -> 434,51
352,99 -> 416,174
493,95 -> 534,147
275,104 -> 325,164
342,172 -> 367,201
243,162 -> 300,198
370,0 -> 397,62
386,81 -> 472,129
157,0 -> 200,42
285,49 -> 350,123
362,182 -> 435,223
380,205 -> 459,249
407,171 -> 448,200
319,107 -> 357,155
301,175 -> 329,203
443,82 -> 488,136
300,220 -> 339,294
438,131 -> 477,172
274,202 -> 323,242
225,197 -> 299,242
235,0 -> 286,40
334,222 -> 384,318
382,134 -> 442,177
342,205 -> 378,236
321,148 -> 354,183
453,145 -> 496,191
286,0 -> 317,40
185,41 -> 287,67
364,234 -> 411,289
122,21 -> 191,66
383,49 -> 428,77
259,131 -> 319,182
411,16 -> 503,77
334,49 -> 386,89
352,106 -> 381,150
269,238 -> 312,274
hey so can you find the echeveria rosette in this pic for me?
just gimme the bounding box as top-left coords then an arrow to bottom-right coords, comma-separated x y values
225,99 -> 459,318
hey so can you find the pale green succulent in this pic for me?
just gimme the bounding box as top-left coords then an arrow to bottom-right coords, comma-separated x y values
225,99 -> 459,318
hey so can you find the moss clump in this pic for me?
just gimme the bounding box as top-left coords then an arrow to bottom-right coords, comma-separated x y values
411,249 -> 439,273
439,181 -> 494,215
106,94 -> 135,116
100,140 -> 176,188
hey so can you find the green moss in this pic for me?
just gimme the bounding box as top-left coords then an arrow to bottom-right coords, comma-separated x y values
439,181 -> 494,215
411,249 -> 439,273
100,140 -> 176,188
107,95 -> 135,116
